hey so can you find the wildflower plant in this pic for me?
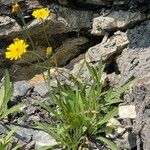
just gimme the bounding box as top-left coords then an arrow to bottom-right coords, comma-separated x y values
2,4 -> 52,150
3,3 -> 132,150
0,71 -> 24,149
0,70 -> 25,120
6,4 -> 52,64
34,61 -> 131,150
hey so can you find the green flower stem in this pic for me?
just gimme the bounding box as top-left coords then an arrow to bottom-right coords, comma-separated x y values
55,68 -> 70,81
42,20 -> 50,47
27,51 -> 45,62
19,12 -> 35,50
20,57 -> 48,70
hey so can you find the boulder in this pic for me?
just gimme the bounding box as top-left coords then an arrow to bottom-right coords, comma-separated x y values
85,31 -> 129,62
0,16 -> 21,37
91,10 -> 148,36
108,20 -> 150,87
131,75 -> 150,150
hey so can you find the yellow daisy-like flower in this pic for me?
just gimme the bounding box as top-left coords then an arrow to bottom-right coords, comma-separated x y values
32,8 -> 50,19
46,46 -> 53,57
6,38 -> 29,60
12,3 -> 21,13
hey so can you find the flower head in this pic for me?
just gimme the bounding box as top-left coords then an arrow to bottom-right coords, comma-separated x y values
6,38 -> 28,60
46,47 -> 53,57
32,8 -> 49,19
12,3 -> 20,13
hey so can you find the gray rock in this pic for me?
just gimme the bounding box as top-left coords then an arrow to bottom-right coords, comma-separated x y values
0,0 -> 17,5
91,10 -> 147,35
115,131 -> 136,149
142,119 -> 150,150
57,0 -> 113,7
108,20 -> 150,86
70,59 -> 91,82
33,130 -> 57,148
16,127 -> 33,143
0,16 -> 21,37
13,80 -> 32,97
0,124 -> 57,149
0,124 -> 33,143
127,20 -> 150,49
10,37 -> 89,81
23,0 -> 42,10
130,75 -> 150,150
24,104 -> 37,116
34,82 -> 48,97
106,118 -> 136,149
116,47 -> 150,85
113,0 -> 130,5
77,0 -> 113,6
85,31 -> 129,62
27,5 -> 93,42
52,37 -> 89,67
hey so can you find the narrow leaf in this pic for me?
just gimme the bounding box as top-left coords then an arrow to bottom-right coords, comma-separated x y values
97,107 -> 118,125
97,136 -> 117,150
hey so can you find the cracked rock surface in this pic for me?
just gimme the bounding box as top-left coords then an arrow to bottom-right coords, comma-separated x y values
0,0 -> 150,149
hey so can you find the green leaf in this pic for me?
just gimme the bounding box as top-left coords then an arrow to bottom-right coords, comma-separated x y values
0,127 -> 19,149
39,144 -> 60,150
86,62 -> 94,78
1,103 -> 25,119
35,122 -> 62,143
105,88 -> 113,101
97,107 -> 118,126
105,98 -> 123,106
2,85 -> 13,109
33,100 -> 60,119
0,86 -> 5,108
11,145 -> 21,150
97,136 -> 117,150
97,61 -> 105,79
4,127 -> 18,144
110,80 -> 132,100
96,126 -> 114,134
0,142 -> 5,150
3,69 -> 12,104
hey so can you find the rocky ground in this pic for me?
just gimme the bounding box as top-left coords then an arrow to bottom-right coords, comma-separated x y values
0,0 -> 150,149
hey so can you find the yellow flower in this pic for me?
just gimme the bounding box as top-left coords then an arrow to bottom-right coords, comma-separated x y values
32,8 -> 50,19
6,38 -> 29,60
12,3 -> 20,13
46,47 -> 53,57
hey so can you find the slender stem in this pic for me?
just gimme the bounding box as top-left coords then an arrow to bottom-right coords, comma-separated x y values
42,20 -> 50,47
42,67 -> 51,94
34,64 -> 49,69
20,58 -> 33,66
19,12 -> 35,50
76,59 -> 85,78
55,68 -> 70,81
27,51 -> 45,62
20,57 -> 49,70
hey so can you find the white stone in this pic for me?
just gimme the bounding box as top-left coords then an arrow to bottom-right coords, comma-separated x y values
119,105 -> 136,119
107,118 -> 121,127
33,131 -> 57,148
